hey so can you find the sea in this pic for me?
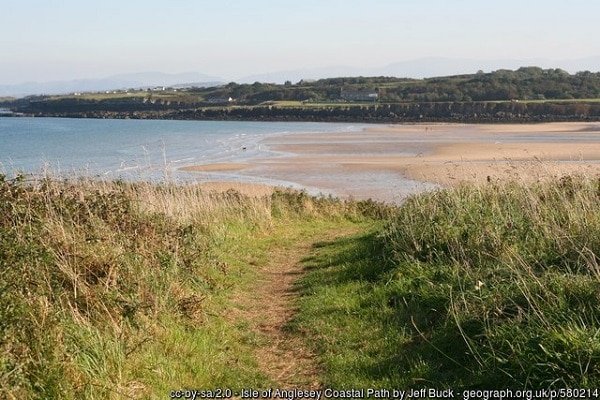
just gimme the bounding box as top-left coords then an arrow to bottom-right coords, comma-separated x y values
0,117 -> 366,189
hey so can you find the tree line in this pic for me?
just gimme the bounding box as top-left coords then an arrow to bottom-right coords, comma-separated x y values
194,67 -> 600,103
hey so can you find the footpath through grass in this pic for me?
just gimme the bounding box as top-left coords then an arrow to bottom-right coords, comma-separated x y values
3,174 -> 600,397
0,176 -> 380,399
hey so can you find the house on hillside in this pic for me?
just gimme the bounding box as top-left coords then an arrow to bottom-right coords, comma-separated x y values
340,88 -> 378,102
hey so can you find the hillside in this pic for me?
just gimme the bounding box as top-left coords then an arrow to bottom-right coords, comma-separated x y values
2,67 -> 600,122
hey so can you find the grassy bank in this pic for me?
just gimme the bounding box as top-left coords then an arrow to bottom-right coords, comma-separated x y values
0,176 -> 377,399
3,174 -> 600,397
294,175 -> 600,388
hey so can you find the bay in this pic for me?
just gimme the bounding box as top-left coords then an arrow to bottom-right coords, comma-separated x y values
0,117 -> 364,187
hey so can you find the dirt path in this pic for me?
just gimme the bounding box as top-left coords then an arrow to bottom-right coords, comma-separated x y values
234,226 -> 357,388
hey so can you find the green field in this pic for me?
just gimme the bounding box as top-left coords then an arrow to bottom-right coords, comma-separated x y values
49,90 -> 202,104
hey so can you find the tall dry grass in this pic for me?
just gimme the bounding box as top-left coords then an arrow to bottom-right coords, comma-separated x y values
0,175 -> 373,399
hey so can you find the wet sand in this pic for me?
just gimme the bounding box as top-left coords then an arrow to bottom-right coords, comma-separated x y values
180,163 -> 248,172
399,141 -> 600,185
181,123 -> 600,202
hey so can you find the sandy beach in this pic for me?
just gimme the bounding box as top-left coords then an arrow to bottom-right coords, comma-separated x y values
180,163 -> 249,172
181,123 -> 600,202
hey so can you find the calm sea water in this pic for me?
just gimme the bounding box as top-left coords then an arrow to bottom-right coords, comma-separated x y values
0,117 -> 364,185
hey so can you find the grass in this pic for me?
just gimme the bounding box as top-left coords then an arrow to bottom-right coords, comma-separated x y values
495,98 -> 600,104
0,175 -> 377,399
202,98 -> 600,113
3,173 -> 600,396
293,175 -> 600,389
262,101 -> 373,108
49,91 -> 201,104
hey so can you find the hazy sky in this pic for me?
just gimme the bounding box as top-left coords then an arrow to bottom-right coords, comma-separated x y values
1,0 -> 599,84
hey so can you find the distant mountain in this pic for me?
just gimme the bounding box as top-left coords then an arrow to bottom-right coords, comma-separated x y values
373,56 -> 600,78
106,71 -> 223,87
0,72 -> 224,97
3,57 -> 599,96
238,56 -> 600,83
239,66 -> 367,84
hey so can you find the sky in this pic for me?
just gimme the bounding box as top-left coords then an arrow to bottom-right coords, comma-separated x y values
1,0 -> 599,84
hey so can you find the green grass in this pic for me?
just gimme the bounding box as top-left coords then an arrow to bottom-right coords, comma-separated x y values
49,92 -> 144,101
293,176 -> 600,389
497,98 -> 600,104
291,225 -> 407,388
50,90 -> 201,104
205,98 -> 600,112
260,100 -> 305,107
0,176 -> 376,399
3,174 -> 600,396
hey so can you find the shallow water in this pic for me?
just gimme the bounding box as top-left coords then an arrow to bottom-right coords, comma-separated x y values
0,118 -> 365,183
6,118 -> 594,202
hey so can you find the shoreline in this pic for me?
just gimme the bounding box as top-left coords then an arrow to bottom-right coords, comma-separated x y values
6,113 -> 600,122
181,122 -> 600,201
180,163 -> 249,173
7,96 -> 600,124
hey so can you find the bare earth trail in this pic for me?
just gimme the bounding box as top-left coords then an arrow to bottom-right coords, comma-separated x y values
232,225 -> 360,389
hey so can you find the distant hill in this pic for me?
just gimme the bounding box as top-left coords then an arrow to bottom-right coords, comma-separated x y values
197,67 -> 600,104
6,66 -> 600,123
0,72 -> 224,97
